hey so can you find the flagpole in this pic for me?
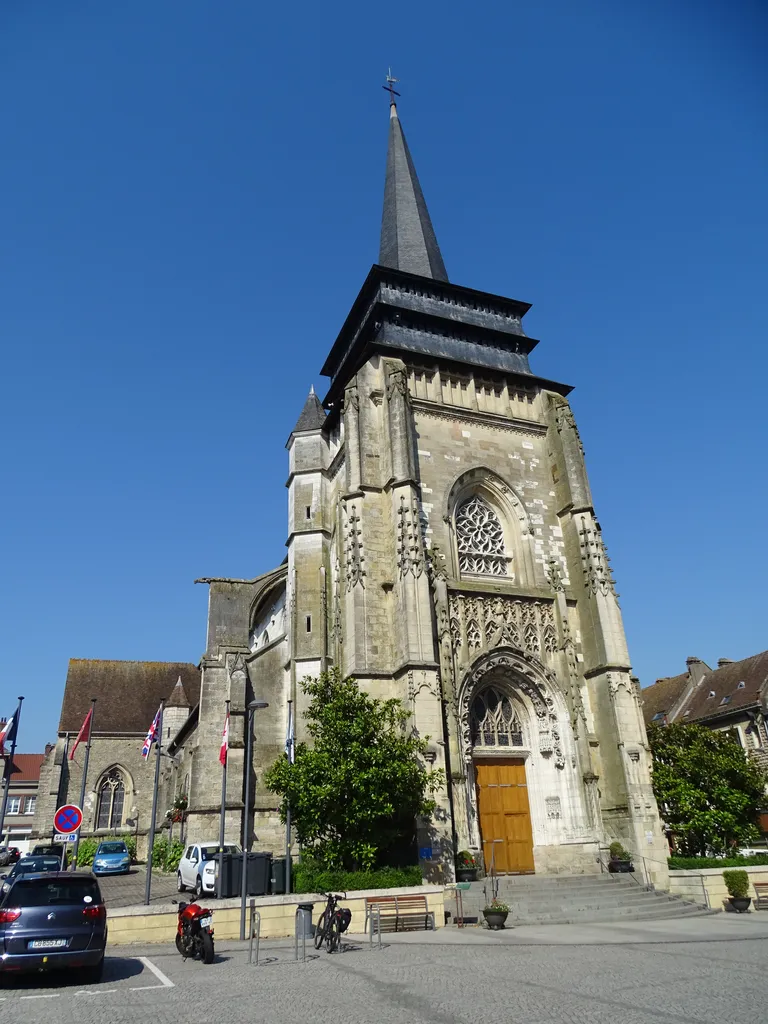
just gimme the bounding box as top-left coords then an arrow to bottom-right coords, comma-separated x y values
144,701 -> 165,906
58,733 -> 70,870
0,696 -> 24,846
218,700 -> 230,898
285,699 -> 292,896
72,698 -> 96,870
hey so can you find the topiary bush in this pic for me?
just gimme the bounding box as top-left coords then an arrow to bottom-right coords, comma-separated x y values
609,841 -> 631,861
293,861 -> 423,894
723,869 -> 750,899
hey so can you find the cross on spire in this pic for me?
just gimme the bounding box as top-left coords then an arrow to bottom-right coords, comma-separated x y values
382,68 -> 400,106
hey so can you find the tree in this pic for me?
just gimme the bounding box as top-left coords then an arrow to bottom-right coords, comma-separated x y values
648,722 -> 767,857
265,669 -> 444,870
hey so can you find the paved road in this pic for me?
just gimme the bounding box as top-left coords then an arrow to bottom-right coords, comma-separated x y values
2,917 -> 767,1024
97,867 -> 178,908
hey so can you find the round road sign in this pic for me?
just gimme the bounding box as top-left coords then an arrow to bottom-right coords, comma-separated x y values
54,804 -> 83,834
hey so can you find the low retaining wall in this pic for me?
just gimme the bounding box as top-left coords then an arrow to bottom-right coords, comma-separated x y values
106,885 -> 445,945
669,866 -> 768,910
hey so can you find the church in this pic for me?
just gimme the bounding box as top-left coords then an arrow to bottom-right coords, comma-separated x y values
36,97 -> 669,888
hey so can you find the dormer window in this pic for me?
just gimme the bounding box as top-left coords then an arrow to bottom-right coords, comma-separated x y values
652,712 -> 666,722
708,690 -> 716,698
720,695 -> 732,706
683,710 -> 691,717
738,681 -> 746,689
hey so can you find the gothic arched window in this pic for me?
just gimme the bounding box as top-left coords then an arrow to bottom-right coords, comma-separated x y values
456,495 -> 507,576
96,768 -> 125,830
471,687 -> 523,748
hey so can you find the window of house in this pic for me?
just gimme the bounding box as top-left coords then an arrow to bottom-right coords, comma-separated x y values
23,796 -> 36,815
96,768 -> 126,830
720,695 -> 732,706
455,495 -> 508,576
7,797 -> 21,815
470,687 -> 523,748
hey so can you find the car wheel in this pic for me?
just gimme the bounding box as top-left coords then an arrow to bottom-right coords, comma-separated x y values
177,872 -> 185,893
194,875 -> 203,899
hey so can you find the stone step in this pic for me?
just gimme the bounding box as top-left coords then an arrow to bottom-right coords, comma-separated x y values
451,902 -> 716,927
455,892 -> 683,913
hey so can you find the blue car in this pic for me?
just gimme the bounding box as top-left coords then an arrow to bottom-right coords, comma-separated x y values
91,840 -> 131,876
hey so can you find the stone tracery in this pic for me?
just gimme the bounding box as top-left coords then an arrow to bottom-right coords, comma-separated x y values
455,495 -> 508,576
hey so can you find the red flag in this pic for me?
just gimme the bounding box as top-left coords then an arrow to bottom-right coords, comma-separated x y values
219,707 -> 230,766
69,708 -> 93,761
0,715 -> 16,756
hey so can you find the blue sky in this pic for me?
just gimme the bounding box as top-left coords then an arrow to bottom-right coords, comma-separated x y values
2,1 -> 766,752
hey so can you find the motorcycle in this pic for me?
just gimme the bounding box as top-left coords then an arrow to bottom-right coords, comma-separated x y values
172,898 -> 215,963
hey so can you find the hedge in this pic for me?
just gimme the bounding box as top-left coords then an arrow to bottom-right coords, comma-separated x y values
293,863 -> 423,894
668,854 -> 768,870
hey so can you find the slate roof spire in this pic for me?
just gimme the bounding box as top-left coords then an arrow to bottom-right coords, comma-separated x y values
292,385 -> 326,433
379,99 -> 448,282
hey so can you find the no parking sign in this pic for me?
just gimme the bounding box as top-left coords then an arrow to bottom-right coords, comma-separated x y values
53,803 -> 83,834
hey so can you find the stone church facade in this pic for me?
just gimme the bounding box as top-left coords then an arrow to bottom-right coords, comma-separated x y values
36,100 -> 669,887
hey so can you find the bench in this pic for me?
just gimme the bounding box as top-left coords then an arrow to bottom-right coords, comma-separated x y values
753,882 -> 768,910
364,894 -> 435,933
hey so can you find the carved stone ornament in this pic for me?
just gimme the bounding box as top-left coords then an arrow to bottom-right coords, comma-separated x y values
578,516 -> 617,597
457,648 -> 565,769
396,495 -> 424,578
342,385 -> 359,415
545,557 -> 566,593
386,367 -> 410,402
343,502 -> 366,590
227,652 -> 246,682
449,592 -> 557,663
331,554 -> 343,647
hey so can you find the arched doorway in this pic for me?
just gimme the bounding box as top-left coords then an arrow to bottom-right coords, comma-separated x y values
470,685 -> 535,873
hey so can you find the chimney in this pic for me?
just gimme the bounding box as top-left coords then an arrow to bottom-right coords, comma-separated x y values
717,659 -> 735,668
686,657 -> 711,685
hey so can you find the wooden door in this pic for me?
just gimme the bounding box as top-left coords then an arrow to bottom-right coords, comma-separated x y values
476,758 -> 535,874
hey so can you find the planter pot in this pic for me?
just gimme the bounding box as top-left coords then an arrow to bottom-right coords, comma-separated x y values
483,910 -> 509,930
608,860 -> 634,873
728,896 -> 752,913
456,869 -> 477,882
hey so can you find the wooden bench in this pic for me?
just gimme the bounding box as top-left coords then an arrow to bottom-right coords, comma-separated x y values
365,894 -> 435,933
753,882 -> 768,910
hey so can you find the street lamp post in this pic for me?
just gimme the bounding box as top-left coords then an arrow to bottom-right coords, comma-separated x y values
240,699 -> 268,940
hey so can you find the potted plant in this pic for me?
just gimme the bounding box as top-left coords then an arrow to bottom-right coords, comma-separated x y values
607,841 -> 634,873
483,898 -> 510,930
455,850 -> 477,882
723,869 -> 752,913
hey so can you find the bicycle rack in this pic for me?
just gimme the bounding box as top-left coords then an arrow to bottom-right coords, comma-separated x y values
294,906 -> 311,962
368,904 -> 382,950
248,900 -> 262,965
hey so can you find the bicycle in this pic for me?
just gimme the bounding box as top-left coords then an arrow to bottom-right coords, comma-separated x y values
313,891 -> 350,953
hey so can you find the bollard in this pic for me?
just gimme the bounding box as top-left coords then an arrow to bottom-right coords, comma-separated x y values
294,907 -> 309,962
369,904 -> 382,950
248,900 -> 262,965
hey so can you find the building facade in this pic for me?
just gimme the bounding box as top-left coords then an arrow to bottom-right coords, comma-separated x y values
1,751 -> 46,853
37,100 -> 669,886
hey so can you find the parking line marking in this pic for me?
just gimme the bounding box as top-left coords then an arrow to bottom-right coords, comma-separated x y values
129,956 -> 175,991
21,994 -> 60,1000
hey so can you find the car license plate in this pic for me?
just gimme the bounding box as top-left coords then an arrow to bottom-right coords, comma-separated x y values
28,939 -> 68,949
199,916 -> 212,928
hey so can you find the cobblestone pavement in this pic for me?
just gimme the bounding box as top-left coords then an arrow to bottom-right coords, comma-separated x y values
2,919 -> 768,1024
97,867 -> 179,908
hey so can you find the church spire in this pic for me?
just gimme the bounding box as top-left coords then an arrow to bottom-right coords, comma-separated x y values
378,87 -> 448,282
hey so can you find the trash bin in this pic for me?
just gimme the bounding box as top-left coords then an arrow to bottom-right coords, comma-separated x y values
215,853 -> 240,899
270,856 -> 287,895
246,852 -> 272,896
296,902 -> 314,938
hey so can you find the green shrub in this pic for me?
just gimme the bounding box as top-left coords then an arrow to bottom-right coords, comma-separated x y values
151,837 -> 169,869
456,850 -> 476,869
723,869 -> 750,898
609,842 -> 631,861
165,840 -> 184,872
293,861 -> 423,894
122,833 -> 137,863
668,854 -> 768,870
74,838 -> 98,867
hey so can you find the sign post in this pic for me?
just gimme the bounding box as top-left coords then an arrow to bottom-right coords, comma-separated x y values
53,804 -> 83,868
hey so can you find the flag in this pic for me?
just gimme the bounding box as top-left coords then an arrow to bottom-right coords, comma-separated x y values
219,707 -> 230,766
142,707 -> 161,761
69,708 -> 93,761
285,703 -> 295,765
0,715 -> 17,757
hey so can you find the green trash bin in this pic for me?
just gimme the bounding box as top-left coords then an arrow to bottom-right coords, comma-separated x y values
270,857 -> 287,894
